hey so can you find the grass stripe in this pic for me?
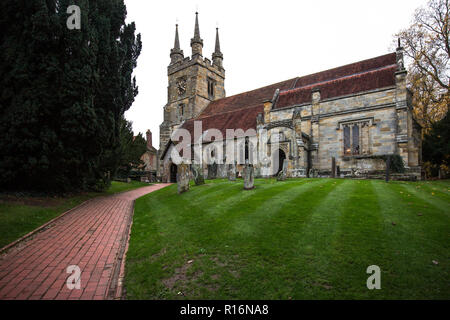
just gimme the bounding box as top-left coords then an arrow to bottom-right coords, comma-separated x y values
241,179 -> 346,299
370,180 -> 449,299
398,183 -> 450,218
205,179 -> 342,299
323,180 -> 387,299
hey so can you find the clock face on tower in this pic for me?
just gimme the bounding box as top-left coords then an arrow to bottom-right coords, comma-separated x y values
176,78 -> 187,96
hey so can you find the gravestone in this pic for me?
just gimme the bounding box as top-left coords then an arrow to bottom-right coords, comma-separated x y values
177,163 -> 190,194
217,164 -> 227,178
312,169 -> 319,178
243,160 -> 254,190
207,162 -> 218,180
254,166 -> 261,178
277,159 -> 288,181
228,163 -> 236,181
191,164 -> 205,185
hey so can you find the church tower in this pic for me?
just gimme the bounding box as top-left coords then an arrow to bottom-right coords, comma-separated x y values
159,12 -> 226,153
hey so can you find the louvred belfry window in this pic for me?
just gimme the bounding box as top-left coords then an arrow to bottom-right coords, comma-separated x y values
207,78 -> 215,99
180,104 -> 185,116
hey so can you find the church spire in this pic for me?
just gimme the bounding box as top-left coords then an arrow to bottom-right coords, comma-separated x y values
190,12 -> 203,57
212,27 -> 223,68
170,24 -> 184,64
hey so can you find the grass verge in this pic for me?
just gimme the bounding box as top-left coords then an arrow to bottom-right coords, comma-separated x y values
0,180 -> 150,248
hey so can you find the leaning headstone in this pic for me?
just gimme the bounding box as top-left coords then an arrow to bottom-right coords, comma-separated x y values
243,160 -> 254,190
207,162 -> 218,180
177,163 -> 190,194
277,159 -> 288,181
191,164 -> 205,185
228,164 -> 236,181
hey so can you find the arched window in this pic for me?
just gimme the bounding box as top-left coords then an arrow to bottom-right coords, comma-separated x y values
242,137 -> 254,164
245,139 -> 249,161
352,125 -> 360,155
344,126 -> 351,155
179,104 -> 185,120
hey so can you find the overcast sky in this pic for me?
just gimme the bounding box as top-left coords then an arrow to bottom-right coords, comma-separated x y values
124,0 -> 427,148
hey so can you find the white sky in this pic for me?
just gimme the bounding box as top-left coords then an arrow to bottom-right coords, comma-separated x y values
124,0 -> 427,148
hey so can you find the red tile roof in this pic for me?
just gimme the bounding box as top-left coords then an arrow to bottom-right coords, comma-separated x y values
182,104 -> 263,142
199,78 -> 297,118
275,64 -> 397,109
292,52 -> 396,89
180,52 -> 398,140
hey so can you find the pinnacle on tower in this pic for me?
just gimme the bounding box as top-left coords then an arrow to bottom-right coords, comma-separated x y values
174,24 -> 181,50
396,37 -> 405,71
212,27 -> 223,68
170,24 -> 184,64
190,12 -> 203,57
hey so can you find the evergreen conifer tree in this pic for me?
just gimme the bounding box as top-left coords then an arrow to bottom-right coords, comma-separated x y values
0,0 -> 142,192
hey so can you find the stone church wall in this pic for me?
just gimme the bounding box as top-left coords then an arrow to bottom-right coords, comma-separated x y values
266,86 -> 421,179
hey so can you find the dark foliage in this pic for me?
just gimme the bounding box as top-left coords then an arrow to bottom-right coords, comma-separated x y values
388,154 -> 406,174
369,154 -> 406,173
423,111 -> 450,176
0,0 -> 142,192
114,117 -> 147,179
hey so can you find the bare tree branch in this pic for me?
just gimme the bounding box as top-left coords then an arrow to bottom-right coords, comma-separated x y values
395,0 -> 449,127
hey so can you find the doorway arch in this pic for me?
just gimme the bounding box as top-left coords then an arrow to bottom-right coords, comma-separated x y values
170,163 -> 177,183
276,149 -> 286,176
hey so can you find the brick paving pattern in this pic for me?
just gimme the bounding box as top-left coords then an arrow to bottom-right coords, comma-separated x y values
0,184 -> 170,300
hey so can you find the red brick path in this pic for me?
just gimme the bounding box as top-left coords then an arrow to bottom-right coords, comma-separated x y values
0,184 -> 170,300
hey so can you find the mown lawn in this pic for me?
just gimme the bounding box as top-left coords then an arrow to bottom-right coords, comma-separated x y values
106,180 -> 151,195
125,178 -> 450,300
0,180 -> 150,248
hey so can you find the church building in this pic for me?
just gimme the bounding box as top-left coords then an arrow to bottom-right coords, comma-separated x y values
158,13 -> 422,182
